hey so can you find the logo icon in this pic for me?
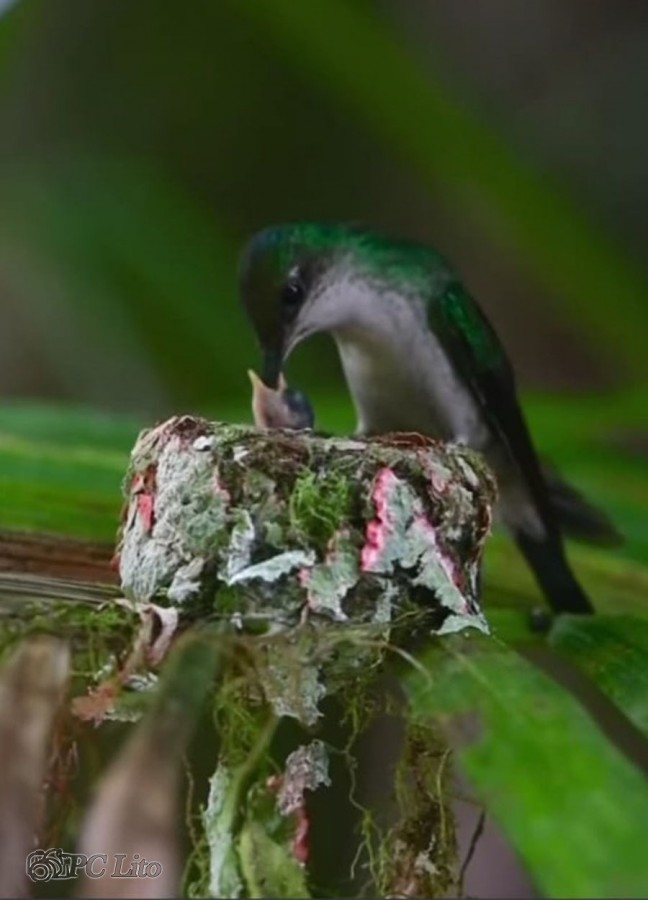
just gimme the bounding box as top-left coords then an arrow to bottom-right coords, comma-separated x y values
26,848 -> 75,882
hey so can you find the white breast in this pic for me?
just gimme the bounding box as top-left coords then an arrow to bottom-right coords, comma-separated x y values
333,303 -> 488,445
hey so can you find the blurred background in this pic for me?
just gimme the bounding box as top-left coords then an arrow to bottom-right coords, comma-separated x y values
0,3 -> 647,897
0,0 -> 646,426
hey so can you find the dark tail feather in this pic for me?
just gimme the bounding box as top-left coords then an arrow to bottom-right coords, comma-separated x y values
514,530 -> 593,615
541,461 -> 623,547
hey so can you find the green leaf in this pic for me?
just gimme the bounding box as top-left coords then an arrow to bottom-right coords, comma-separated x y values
403,635 -> 648,897
550,615 -> 648,739
0,402 -> 136,541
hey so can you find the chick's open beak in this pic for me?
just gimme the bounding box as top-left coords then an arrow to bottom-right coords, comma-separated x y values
248,369 -> 314,431
249,369 -> 288,429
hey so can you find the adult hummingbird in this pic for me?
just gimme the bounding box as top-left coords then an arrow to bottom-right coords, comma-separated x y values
238,223 -> 620,615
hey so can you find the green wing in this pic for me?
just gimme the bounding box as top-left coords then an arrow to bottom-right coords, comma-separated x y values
428,281 -> 555,532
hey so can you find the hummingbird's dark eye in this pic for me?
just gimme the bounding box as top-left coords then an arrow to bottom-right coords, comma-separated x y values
280,271 -> 306,318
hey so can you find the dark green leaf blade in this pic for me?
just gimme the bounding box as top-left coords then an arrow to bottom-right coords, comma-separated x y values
0,403 -> 133,541
550,615 -> 648,739
403,635 -> 648,898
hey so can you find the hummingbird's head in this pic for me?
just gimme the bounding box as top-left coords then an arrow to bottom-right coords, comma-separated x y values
238,223 -> 339,387
238,222 -> 444,387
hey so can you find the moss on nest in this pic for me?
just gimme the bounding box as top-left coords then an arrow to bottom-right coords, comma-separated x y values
288,467 -> 354,547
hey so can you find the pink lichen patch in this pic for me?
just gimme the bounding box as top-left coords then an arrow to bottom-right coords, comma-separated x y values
131,464 -> 157,533
266,775 -> 311,866
361,521 -> 384,572
136,494 -> 155,533
361,467 -> 398,572
265,771 -> 310,863
292,806 -> 310,865
266,742 -> 330,866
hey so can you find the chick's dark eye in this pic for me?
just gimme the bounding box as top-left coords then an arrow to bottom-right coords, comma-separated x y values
281,276 -> 305,314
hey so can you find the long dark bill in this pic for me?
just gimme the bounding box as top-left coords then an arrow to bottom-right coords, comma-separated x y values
261,348 -> 283,389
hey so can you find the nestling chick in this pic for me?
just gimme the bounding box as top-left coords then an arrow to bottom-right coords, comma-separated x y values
248,369 -> 315,430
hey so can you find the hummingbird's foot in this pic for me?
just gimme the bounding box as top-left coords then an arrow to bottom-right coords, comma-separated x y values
528,606 -> 554,634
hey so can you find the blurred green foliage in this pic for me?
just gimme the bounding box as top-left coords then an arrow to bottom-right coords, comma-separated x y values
0,0 -> 647,416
